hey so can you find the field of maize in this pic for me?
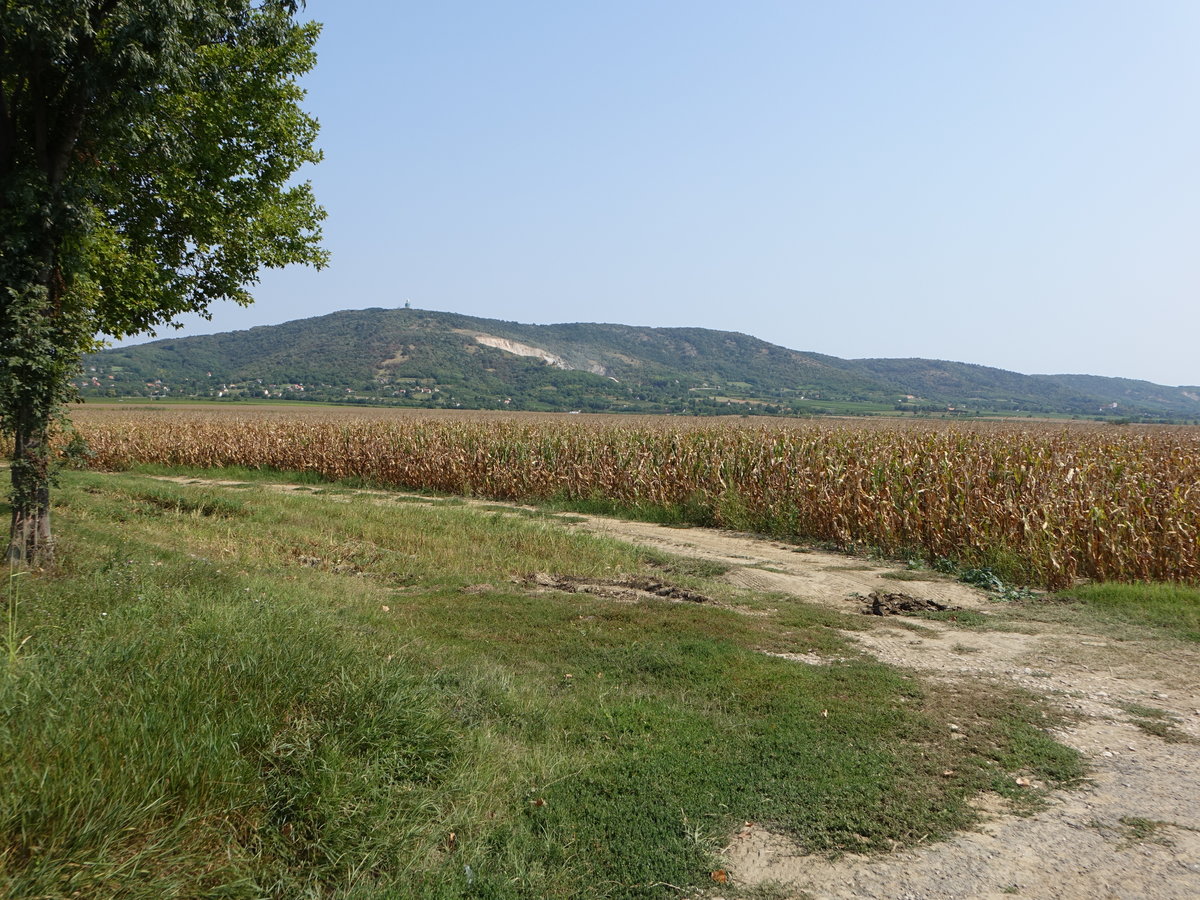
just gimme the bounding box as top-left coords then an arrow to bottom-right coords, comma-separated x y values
65,405 -> 1200,588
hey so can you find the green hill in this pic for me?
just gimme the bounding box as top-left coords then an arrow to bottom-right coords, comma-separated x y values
77,307 -> 1200,421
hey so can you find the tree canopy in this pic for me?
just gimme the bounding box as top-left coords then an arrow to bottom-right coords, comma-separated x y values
0,0 -> 327,561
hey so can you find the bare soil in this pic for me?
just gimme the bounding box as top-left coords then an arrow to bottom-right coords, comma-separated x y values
154,476 -> 1200,899
520,572 -> 714,604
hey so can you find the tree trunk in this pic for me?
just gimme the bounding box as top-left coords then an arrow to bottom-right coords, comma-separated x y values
6,416 -> 53,566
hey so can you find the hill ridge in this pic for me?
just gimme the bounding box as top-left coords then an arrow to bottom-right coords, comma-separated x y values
79,307 -> 1200,421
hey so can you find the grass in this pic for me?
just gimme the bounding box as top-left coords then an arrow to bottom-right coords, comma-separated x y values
0,470 -> 1085,898
1115,817 -> 1176,847
1055,582 -> 1200,642
1089,814 -> 1200,849
1115,704 -> 1197,744
878,569 -> 933,582
916,609 -> 994,628
1117,702 -> 1172,720
1128,718 -> 1197,744
4,566 -> 30,666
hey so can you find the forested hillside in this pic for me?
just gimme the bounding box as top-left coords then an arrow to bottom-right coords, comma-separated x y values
79,308 -> 1200,420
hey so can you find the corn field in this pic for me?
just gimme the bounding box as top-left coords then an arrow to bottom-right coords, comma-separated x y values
62,407 -> 1200,588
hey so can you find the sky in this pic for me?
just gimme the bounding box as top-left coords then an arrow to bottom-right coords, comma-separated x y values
132,1 -> 1200,386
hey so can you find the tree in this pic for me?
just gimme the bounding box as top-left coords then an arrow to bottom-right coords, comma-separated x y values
0,1 -> 327,563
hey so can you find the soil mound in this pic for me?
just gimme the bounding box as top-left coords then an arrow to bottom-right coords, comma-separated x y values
862,590 -> 959,616
523,573 -> 712,604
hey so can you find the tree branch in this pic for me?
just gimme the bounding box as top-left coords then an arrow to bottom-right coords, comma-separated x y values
0,77 -> 13,180
91,0 -> 122,22
47,102 -> 88,188
45,1 -> 119,188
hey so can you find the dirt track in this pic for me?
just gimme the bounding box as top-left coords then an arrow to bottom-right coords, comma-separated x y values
572,516 -> 1200,900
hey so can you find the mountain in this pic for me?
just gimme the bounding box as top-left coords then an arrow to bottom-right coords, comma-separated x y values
77,308 -> 1200,421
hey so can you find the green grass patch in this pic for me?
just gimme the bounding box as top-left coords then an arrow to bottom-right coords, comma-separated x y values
1116,704 -> 1197,745
475,503 -> 585,524
1,471 -> 1084,898
127,484 -> 248,518
641,551 -> 733,580
916,609 -> 993,628
1118,702 -> 1171,720
879,569 -> 932,582
1111,816 -> 1185,848
1128,718 -> 1197,744
1055,582 -> 1200,642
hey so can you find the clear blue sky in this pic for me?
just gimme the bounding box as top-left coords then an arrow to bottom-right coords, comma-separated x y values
142,1 -> 1200,386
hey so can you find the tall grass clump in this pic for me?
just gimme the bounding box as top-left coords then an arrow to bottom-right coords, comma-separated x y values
0,555 -> 462,898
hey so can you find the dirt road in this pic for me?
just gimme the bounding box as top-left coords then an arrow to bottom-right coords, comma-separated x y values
573,516 -> 1200,900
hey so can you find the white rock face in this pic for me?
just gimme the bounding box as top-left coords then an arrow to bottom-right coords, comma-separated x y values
472,334 -> 572,370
